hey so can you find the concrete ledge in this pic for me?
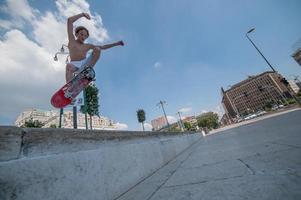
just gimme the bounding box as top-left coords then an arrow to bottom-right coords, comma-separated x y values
0,126 -> 24,161
0,127 -> 202,200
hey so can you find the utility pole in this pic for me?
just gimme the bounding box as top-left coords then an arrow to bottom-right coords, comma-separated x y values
156,100 -> 170,127
176,111 -> 185,131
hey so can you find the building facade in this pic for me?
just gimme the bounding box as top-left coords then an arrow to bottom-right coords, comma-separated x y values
15,108 -> 118,130
288,80 -> 301,94
151,116 -> 167,131
221,71 -> 292,119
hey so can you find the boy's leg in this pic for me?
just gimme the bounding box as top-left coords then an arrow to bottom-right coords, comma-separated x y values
85,47 -> 101,68
66,63 -> 78,83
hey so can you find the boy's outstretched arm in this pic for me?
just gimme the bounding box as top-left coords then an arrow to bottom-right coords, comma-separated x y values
98,41 -> 124,50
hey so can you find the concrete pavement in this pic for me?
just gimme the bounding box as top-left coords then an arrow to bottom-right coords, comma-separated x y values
116,110 -> 301,200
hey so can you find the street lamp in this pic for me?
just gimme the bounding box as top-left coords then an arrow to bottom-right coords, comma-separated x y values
246,28 -> 277,72
246,28 -> 301,105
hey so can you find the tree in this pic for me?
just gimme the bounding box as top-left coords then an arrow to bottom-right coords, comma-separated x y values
22,118 -> 44,128
264,100 -> 274,111
50,124 -> 57,128
81,84 -> 100,129
183,121 -> 192,131
197,112 -> 219,130
136,109 -> 146,131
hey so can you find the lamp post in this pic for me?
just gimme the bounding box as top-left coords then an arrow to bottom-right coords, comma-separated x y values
246,28 -> 301,105
246,28 -> 276,72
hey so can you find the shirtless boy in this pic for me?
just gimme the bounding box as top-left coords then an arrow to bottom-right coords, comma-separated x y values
66,12 -> 124,82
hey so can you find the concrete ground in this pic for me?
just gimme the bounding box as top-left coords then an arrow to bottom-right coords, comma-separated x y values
116,110 -> 301,200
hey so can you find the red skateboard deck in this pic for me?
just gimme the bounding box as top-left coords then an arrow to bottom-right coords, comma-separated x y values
51,67 -> 95,108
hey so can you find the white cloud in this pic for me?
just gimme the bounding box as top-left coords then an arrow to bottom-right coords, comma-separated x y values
154,62 -> 162,69
144,123 -> 153,131
179,107 -> 192,113
167,115 -> 177,124
213,105 -> 224,119
0,0 -> 38,29
55,0 -> 109,42
32,11 -> 67,53
115,122 -> 128,130
0,0 -> 109,123
0,30 -> 64,117
5,0 -> 37,21
0,19 -> 14,29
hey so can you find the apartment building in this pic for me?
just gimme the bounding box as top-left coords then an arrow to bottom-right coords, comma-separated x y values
221,71 -> 292,119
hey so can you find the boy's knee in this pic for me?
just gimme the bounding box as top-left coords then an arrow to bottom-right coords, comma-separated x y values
92,47 -> 101,56
66,64 -> 77,73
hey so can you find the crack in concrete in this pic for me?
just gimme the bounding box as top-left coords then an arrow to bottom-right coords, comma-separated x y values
146,140 -> 202,200
270,142 -> 301,149
237,158 -> 255,175
114,136 -> 203,200
163,175 -> 244,188
19,130 -> 26,159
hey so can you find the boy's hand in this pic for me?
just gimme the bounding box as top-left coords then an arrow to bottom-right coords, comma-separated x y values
82,13 -> 91,20
119,40 -> 124,46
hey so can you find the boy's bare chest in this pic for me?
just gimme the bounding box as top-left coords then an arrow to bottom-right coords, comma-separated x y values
68,43 -> 88,58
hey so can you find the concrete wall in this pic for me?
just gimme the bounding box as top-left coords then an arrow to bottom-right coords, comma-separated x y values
0,126 -> 202,200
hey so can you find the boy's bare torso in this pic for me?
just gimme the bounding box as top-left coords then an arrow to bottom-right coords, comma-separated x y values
68,41 -> 91,61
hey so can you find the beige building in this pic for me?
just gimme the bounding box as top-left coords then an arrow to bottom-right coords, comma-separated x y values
221,71 -> 292,119
288,80 -> 301,94
15,108 -> 118,130
151,116 -> 167,131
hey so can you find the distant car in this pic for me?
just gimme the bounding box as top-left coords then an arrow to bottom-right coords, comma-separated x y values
237,118 -> 244,123
278,104 -> 284,109
244,114 -> 257,120
256,110 -> 267,116
272,105 -> 279,111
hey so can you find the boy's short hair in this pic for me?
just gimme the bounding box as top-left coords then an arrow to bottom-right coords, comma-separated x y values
75,26 -> 89,37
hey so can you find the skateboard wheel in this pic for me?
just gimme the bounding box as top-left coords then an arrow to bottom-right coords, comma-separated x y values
84,68 -> 95,80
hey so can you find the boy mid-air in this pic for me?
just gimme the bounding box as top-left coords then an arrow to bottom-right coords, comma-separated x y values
66,12 -> 124,82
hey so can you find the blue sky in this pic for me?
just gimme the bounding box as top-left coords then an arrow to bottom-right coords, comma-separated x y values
0,0 -> 301,130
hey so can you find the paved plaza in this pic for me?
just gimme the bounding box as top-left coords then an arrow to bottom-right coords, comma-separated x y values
117,109 -> 301,200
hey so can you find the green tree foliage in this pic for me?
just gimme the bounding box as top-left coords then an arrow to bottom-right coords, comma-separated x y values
183,121 -> 192,131
22,119 -> 44,128
264,100 -> 274,111
167,124 -> 181,132
49,124 -> 57,128
136,109 -> 146,131
287,98 -> 297,104
197,112 -> 219,130
81,84 -> 100,129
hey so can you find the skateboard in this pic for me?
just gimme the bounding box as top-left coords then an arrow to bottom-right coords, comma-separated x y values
51,67 -> 95,108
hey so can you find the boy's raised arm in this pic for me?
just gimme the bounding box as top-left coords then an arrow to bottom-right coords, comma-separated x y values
67,13 -> 91,42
